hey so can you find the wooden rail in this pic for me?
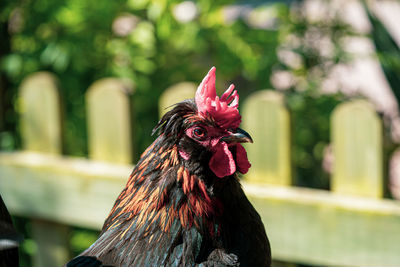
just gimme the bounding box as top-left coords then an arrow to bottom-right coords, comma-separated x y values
1,72 -> 399,266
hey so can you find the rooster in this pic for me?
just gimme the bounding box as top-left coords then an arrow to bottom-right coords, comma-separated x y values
66,67 -> 271,267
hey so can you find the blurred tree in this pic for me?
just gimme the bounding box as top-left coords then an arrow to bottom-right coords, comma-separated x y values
0,0 -> 285,158
0,0 -> 360,191
271,1 -> 352,188
0,0 -> 12,150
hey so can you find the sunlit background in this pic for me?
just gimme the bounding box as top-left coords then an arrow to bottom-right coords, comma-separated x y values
1,0 -> 400,266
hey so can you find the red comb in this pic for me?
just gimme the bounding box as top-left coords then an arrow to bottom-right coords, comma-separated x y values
195,67 -> 241,129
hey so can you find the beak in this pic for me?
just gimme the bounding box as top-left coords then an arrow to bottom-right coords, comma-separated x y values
221,128 -> 253,144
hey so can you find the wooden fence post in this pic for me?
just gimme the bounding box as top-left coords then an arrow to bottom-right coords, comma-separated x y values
86,78 -> 134,164
159,82 -> 196,118
19,72 -> 62,154
331,100 -> 383,198
18,72 -> 70,267
242,90 -> 291,185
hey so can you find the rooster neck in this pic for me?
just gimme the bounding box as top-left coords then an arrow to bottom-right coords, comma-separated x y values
103,135 -> 226,239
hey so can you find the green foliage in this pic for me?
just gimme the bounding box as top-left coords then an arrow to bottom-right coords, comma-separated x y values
69,228 -> 99,256
12,216 -> 34,267
273,3 -> 352,189
286,90 -> 342,189
1,0 -> 285,158
0,0 -> 355,198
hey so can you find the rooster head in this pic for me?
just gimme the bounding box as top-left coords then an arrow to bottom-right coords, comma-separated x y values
155,67 -> 252,178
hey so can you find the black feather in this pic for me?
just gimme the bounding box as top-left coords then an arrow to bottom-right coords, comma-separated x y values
66,256 -> 112,267
0,195 -> 21,267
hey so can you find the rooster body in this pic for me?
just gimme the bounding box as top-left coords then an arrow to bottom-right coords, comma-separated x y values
67,68 -> 271,267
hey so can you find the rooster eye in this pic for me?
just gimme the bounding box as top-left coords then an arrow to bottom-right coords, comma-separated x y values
193,127 -> 207,139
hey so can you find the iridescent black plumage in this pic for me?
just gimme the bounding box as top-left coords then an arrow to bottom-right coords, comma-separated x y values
66,99 -> 270,267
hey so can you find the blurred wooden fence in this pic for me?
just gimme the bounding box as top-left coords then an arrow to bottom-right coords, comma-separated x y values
1,72 -> 400,267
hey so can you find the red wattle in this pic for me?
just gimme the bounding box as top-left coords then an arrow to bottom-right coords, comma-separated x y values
235,144 -> 251,174
209,142 -> 236,178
